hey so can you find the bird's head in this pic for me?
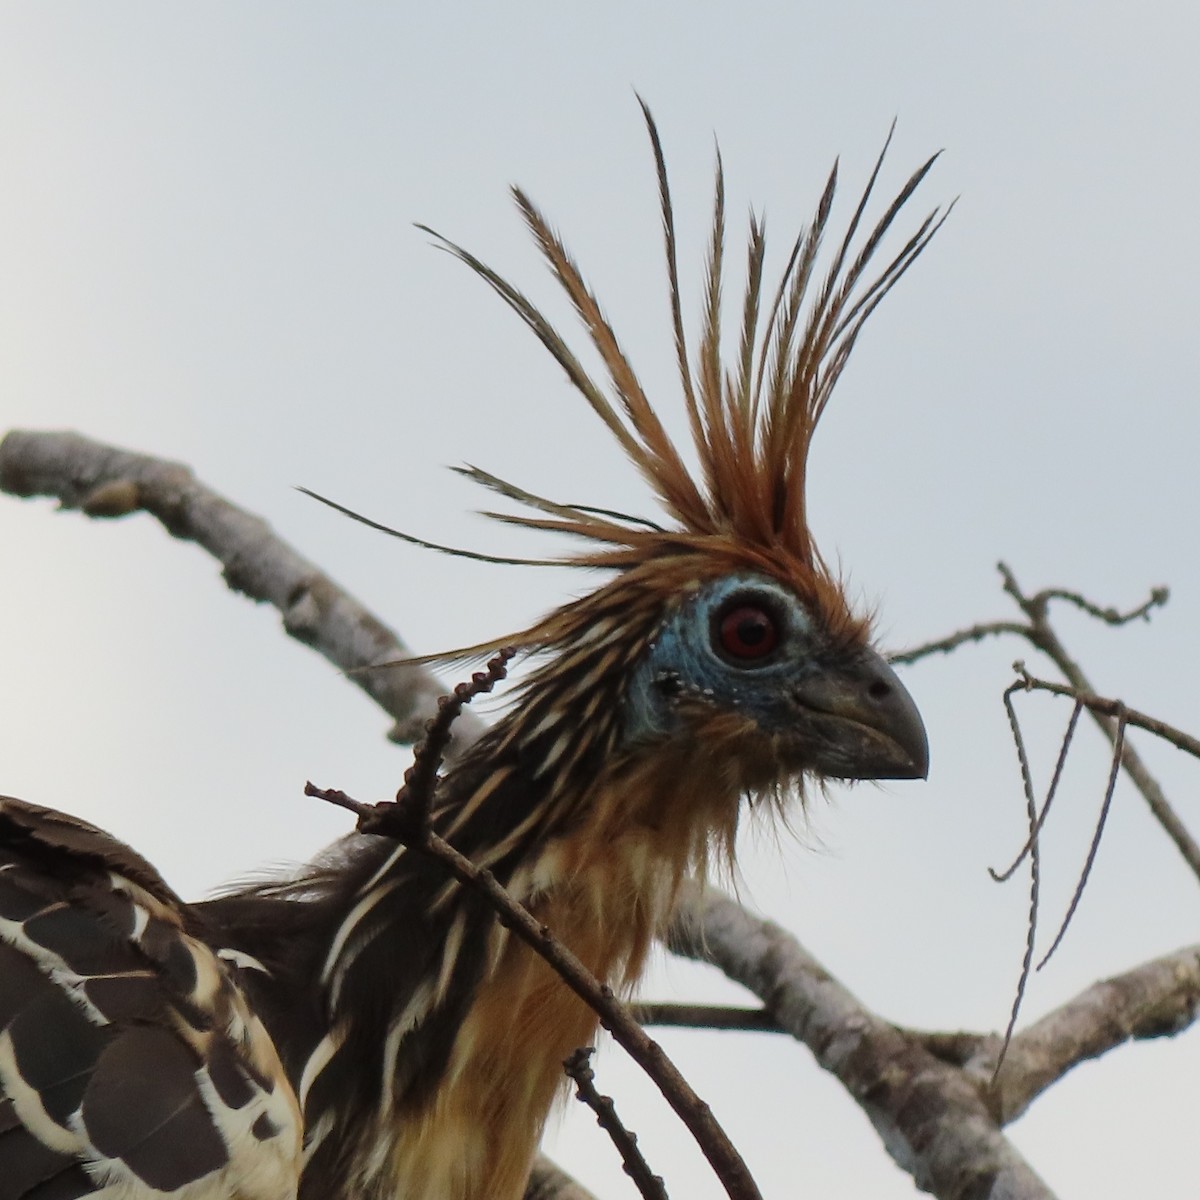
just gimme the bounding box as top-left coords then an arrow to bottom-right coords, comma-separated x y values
404,102 -> 945,811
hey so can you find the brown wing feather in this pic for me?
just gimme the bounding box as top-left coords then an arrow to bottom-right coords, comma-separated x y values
0,797 -> 301,1200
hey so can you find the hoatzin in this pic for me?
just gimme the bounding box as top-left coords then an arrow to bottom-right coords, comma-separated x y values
0,107 -> 939,1200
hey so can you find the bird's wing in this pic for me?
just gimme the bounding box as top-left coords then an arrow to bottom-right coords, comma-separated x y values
0,796 -> 302,1200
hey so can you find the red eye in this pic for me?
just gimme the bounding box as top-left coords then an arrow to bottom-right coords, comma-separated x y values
717,604 -> 779,660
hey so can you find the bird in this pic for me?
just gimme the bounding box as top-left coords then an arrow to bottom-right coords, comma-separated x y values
1,105 -> 940,1200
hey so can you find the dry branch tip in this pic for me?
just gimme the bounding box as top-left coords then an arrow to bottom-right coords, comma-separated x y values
564,1048 -> 668,1200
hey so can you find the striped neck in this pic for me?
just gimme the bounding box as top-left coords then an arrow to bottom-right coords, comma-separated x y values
298,723 -> 743,1200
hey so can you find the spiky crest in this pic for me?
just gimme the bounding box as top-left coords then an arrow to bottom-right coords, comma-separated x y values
414,105 -> 947,660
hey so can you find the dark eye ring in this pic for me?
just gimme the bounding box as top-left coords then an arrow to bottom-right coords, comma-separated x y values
715,602 -> 780,662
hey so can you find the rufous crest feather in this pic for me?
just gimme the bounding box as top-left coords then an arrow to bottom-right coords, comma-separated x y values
408,103 -> 948,660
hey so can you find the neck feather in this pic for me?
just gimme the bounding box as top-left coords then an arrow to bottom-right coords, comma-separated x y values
208,615 -> 753,1200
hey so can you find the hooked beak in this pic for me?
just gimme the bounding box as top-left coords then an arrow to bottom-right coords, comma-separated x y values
791,647 -> 929,781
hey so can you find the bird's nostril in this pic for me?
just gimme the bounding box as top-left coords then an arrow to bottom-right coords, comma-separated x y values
867,678 -> 891,701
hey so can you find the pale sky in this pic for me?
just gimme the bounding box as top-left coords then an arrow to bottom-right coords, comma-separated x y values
2,4 -> 1198,1197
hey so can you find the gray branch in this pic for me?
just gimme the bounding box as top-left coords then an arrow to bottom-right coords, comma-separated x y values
986,942 -> 1200,1122
669,887 -> 1200,1198
0,428 -> 483,749
669,884 -> 1056,1200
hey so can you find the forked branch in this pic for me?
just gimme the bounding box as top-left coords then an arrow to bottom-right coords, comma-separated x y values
896,561 -> 1199,883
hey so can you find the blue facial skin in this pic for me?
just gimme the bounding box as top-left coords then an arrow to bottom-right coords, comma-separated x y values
621,571 -> 930,781
623,572 -> 823,746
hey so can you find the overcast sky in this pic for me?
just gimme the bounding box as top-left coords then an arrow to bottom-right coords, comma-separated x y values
2,5 -> 1198,1197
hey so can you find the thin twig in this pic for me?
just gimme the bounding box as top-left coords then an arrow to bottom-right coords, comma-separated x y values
633,1003 -> 783,1033
1036,709 -> 1126,970
1031,586 -> 1169,627
889,620 -> 1030,665
564,1048 -> 668,1200
894,562 -> 1194,879
994,681 -> 1042,1076
1011,665 -> 1200,761
989,696 -> 1083,884
400,649 -> 516,816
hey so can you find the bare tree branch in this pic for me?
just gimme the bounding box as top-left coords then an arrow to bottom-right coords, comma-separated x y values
564,1048 -> 668,1200
1030,585 -> 1169,627
898,946 -> 1200,1121
996,563 -> 1200,882
0,428 -> 482,750
641,934 -> 1200,1127
989,942 -> 1200,1122
670,887 -> 1200,1197
895,557 -> 1198,884
669,882 -> 1057,1200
